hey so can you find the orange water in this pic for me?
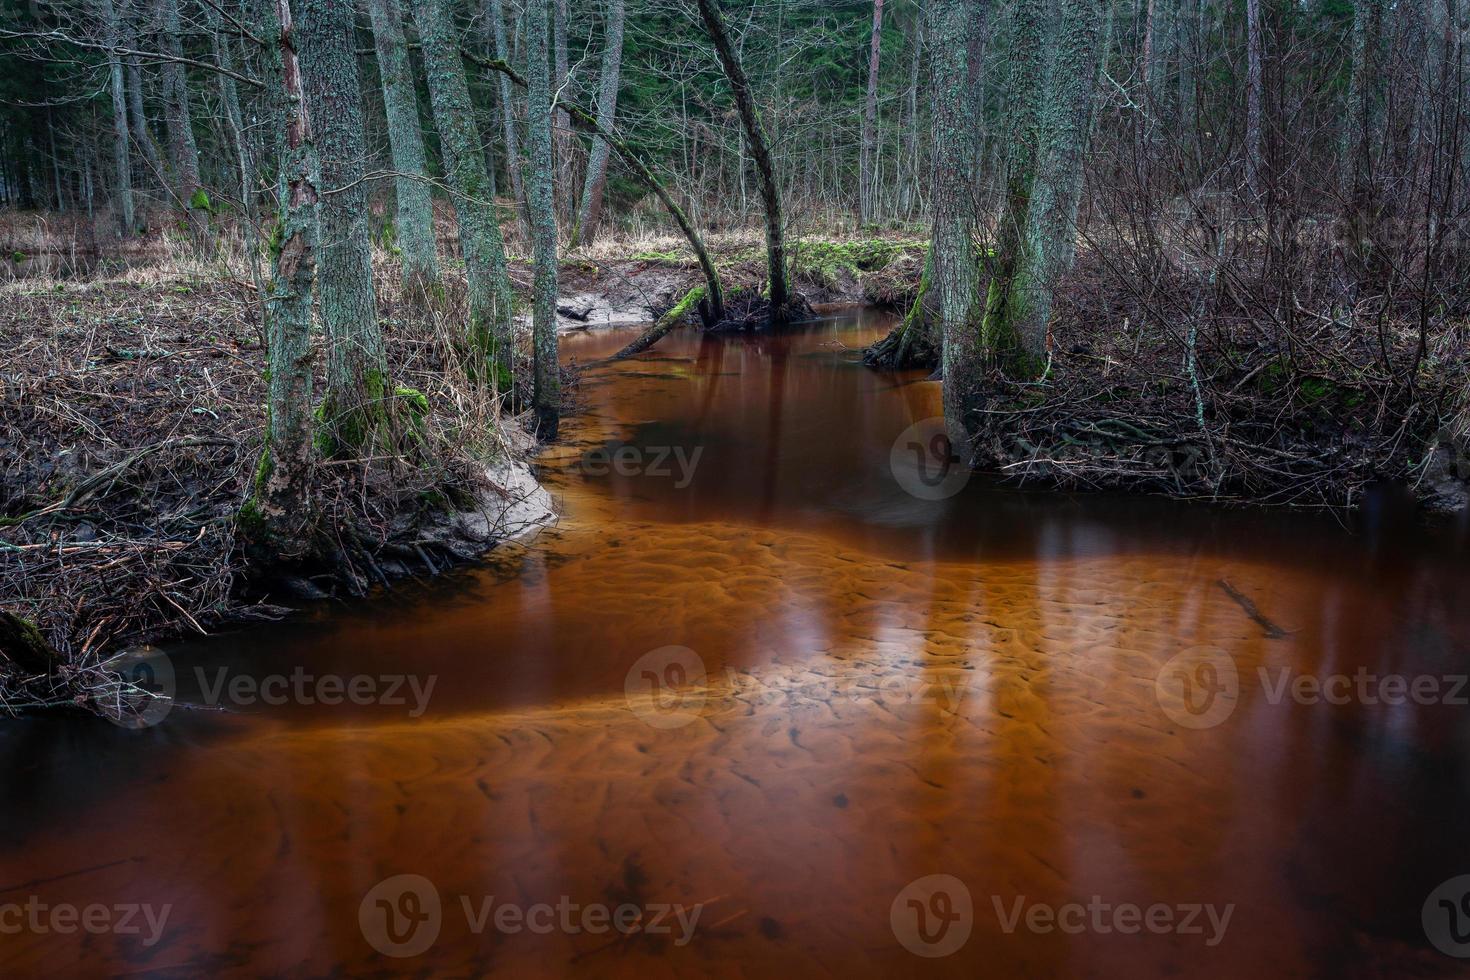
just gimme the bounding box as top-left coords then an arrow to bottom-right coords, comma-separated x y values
3,310 -> 1470,977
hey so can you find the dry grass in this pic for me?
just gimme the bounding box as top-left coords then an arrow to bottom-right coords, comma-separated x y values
0,235 -> 533,717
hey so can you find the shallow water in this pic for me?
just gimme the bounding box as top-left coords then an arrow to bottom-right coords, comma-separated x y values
4,310 -> 1470,977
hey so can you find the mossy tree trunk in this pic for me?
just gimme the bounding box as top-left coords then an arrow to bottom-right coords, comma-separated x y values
1006,0 -> 1108,366
572,0 -> 625,247
927,0 -> 990,451
527,0 -> 560,437
246,0 -> 321,551
695,0 -> 790,322
299,0 -> 389,455
979,0 -> 1047,361
413,0 -> 515,389
157,0 -> 208,242
96,0 -> 134,238
368,0 -> 441,297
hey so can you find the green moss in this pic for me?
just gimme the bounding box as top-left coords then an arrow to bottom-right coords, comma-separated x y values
659,285 -> 707,327
790,239 -> 908,289
394,385 -> 429,417
236,497 -> 269,539
189,188 -> 212,212
632,248 -> 683,264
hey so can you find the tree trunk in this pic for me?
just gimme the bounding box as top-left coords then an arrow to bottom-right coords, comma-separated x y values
368,0 -> 440,295
859,0 -> 885,227
245,0 -> 321,552
552,0 -> 574,226
1007,0 -> 1108,365
927,0 -> 990,450
483,0 -> 526,216
298,0 -> 389,454
1344,0 -> 1387,272
126,62 -> 165,188
695,0 -> 790,322
96,0 -> 134,238
571,0 -> 625,246
157,0 -> 207,241
471,51 -> 726,323
413,0 -> 516,387
1245,0 -> 1264,199
980,0 -> 1048,358
527,0 -> 560,436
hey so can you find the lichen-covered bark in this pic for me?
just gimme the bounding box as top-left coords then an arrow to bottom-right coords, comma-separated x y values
695,0 -> 790,321
156,0 -> 207,241
1007,0 -> 1107,365
96,0 -> 133,238
246,0 -> 321,551
412,0 -> 515,387
527,0 -> 560,437
298,0 -> 389,454
369,0 -> 440,296
926,0 -> 989,448
979,0 -> 1046,359
572,0 -> 625,246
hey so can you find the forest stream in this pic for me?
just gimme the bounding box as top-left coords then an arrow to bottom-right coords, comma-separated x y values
3,309 -> 1470,977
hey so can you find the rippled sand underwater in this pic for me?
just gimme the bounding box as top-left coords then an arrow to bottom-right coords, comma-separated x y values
3,313 -> 1468,978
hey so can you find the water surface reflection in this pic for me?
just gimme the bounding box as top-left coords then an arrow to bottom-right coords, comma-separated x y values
2,310 -> 1468,977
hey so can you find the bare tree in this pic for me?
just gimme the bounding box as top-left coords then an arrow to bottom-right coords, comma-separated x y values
859,0 -> 884,227
244,0 -> 321,551
695,0 -> 791,321
571,0 -> 625,246
299,0 -> 388,453
413,0 -> 515,387
95,0 -> 133,236
368,0 -> 440,295
527,0 -> 560,435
